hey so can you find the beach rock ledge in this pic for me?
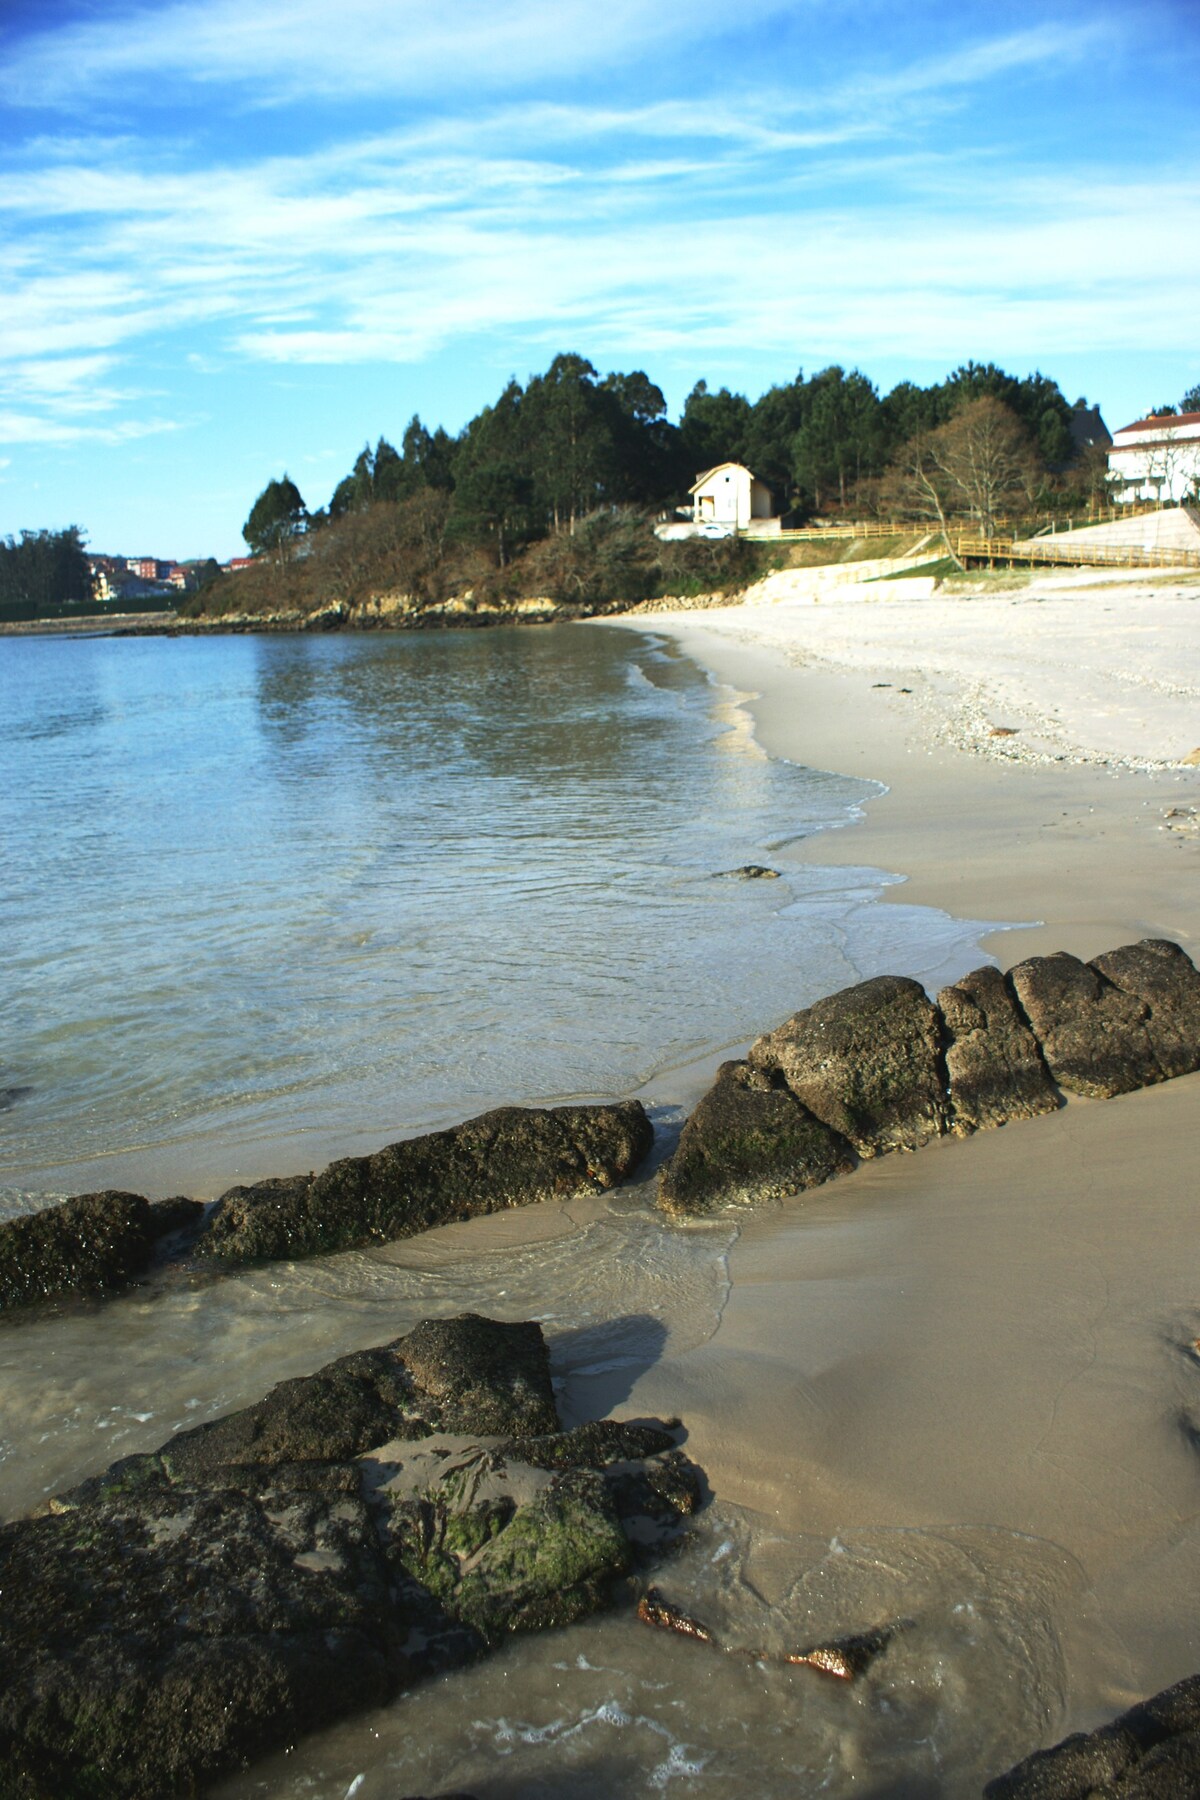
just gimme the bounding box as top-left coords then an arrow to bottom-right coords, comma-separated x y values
0,1312 -> 701,1799
660,938 -> 1200,1214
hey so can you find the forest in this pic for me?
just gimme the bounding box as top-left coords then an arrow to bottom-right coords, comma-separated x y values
194,355 -> 1190,621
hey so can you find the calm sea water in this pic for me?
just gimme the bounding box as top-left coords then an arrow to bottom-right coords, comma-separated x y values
0,623 -> 1051,1798
1,623 -> 994,1203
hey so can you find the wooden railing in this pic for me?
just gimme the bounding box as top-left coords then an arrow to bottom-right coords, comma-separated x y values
748,501 -> 1180,543
954,535 -> 1200,571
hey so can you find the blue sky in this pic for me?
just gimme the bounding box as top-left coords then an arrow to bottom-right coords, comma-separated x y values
2,0 -> 1198,560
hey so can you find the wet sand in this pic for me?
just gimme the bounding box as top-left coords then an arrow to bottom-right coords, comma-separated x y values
597,575 -> 1200,1741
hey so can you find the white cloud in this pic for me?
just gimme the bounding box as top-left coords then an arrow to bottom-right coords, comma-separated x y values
1,18 -> 1195,456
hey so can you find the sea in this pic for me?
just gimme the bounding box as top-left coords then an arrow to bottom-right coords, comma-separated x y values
0,623 -> 1042,1797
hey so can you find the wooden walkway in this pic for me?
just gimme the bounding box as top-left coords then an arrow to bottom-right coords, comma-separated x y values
954,535 -> 1200,571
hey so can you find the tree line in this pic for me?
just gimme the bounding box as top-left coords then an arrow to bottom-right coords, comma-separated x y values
225,357 -> 1198,617
0,527 -> 94,616
243,352 -> 1098,564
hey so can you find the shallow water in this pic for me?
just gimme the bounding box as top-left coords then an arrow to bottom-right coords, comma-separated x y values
0,621 -> 1056,1796
0,625 -> 1000,1202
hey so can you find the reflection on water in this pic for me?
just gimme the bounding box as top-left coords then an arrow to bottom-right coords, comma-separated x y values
0,623 -> 1045,1797
1,625 -> 1005,1199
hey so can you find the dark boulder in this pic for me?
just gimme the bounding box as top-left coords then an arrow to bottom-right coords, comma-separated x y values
938,964 -> 1060,1133
0,1190 -> 155,1312
1008,946 -> 1193,1099
1089,939 -> 1200,1082
748,974 -> 948,1157
197,1100 -> 654,1265
984,1671 -> 1200,1797
0,1314 -> 702,1800
658,1059 -> 856,1216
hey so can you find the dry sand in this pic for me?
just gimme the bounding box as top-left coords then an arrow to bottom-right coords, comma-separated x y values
597,572 -> 1200,1740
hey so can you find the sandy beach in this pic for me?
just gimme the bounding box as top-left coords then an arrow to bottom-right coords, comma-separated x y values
595,570 -> 1200,1755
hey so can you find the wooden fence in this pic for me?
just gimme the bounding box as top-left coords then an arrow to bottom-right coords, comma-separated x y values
953,535 -> 1200,571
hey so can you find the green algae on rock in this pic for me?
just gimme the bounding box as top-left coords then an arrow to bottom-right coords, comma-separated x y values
0,1313 -> 701,1800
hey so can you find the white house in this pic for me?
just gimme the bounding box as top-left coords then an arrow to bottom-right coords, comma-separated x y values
1107,411 -> 1200,504
689,463 -> 777,533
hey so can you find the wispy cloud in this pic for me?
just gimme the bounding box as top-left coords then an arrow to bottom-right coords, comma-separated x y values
1,6 -> 1196,457
3,0 -> 787,107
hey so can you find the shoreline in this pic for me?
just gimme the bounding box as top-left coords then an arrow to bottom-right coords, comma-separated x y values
5,585 -> 1200,1786
595,578 -> 1200,1741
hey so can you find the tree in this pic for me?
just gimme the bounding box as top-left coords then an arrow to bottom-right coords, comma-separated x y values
602,370 -> 687,505
1180,384 -> 1200,414
790,366 -> 883,511
0,526 -> 94,612
882,397 -> 1037,556
679,381 -> 752,476
451,381 -> 534,566
243,476 -> 307,564
523,353 -> 617,533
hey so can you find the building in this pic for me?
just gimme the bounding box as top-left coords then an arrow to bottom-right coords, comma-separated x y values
1107,412 -> 1200,504
689,463 -> 777,532
655,462 -> 779,539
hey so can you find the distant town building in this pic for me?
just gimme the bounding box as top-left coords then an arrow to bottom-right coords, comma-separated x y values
225,556 -> 256,572
1107,411 -> 1200,504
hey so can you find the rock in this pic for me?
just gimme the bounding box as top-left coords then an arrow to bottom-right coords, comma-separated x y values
0,1190 -> 155,1312
658,1060 -> 856,1216
716,864 -> 781,879
147,1196 -> 207,1243
1089,939 -> 1200,1083
748,975 -> 948,1157
938,964 -> 1060,1133
984,1671 -> 1200,1797
783,1621 -> 901,1680
1009,948 -> 1176,1099
197,1100 -> 653,1265
0,1315 -> 702,1800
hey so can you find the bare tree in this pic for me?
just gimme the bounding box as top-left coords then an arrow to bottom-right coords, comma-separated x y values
882,397 -> 1038,560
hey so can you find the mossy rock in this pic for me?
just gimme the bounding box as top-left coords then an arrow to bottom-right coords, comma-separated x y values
658,1060 -> 856,1215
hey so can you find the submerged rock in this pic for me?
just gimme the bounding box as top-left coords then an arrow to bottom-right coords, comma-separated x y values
0,1190 -> 202,1313
658,1059 -> 855,1216
938,964 -> 1060,1133
748,974 -> 949,1157
198,1100 -> 653,1265
1008,945 -> 1195,1099
984,1671 -> 1200,1797
0,1314 -> 701,1800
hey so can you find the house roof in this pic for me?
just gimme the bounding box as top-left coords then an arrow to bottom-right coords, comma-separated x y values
1114,410 -> 1200,436
689,461 -> 763,494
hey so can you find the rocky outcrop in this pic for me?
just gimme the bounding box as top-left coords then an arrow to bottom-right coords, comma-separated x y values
748,974 -> 949,1157
984,1671 -> 1200,1798
0,1191 -> 204,1312
198,1100 -> 653,1265
938,964 -> 1059,1133
659,1060 -> 855,1217
659,940 -> 1200,1215
0,1314 -> 701,1800
1008,940 -> 1200,1098
0,1104 -> 652,1315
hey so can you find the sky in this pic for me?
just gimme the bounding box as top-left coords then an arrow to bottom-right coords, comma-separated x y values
1,0 -> 1198,560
